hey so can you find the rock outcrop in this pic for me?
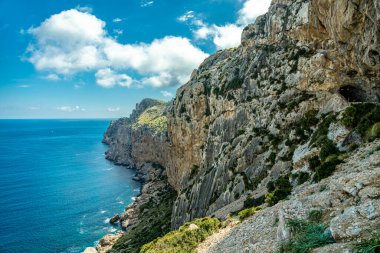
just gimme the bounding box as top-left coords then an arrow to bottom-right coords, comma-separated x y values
92,0 -> 380,252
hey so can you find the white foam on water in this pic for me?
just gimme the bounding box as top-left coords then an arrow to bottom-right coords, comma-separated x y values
104,218 -> 110,224
100,210 -> 107,214
108,227 -> 117,233
131,197 -> 136,201
133,188 -> 140,192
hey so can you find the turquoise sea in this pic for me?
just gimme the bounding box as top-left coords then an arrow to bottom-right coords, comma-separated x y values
0,119 -> 140,253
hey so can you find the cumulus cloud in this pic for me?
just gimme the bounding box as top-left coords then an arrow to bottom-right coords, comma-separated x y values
237,0 -> 271,25
180,0 -> 271,49
161,91 -> 173,98
107,107 -> 120,112
26,9 -> 208,88
95,68 -> 133,88
56,105 -> 86,112
193,23 -> 242,49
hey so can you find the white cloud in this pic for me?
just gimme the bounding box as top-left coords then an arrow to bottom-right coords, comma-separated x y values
212,24 -> 243,49
95,68 -> 133,88
17,84 -> 31,88
28,106 -> 40,110
56,105 -> 86,112
237,0 -> 271,25
178,11 -> 195,22
75,5 -> 93,13
43,73 -> 61,81
26,9 -> 208,88
112,18 -> 123,23
192,23 -> 242,49
103,36 -> 208,86
161,91 -> 173,98
141,0 -> 154,7
113,29 -> 123,35
180,0 -> 271,49
107,107 -> 120,112
27,9 -> 106,75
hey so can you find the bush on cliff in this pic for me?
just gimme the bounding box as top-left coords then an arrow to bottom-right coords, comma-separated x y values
109,185 -> 177,253
140,217 -> 221,253
265,175 -> 292,206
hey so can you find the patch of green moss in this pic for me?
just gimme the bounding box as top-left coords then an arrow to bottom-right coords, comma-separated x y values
140,217 -> 222,253
265,175 -> 292,206
109,184 -> 177,253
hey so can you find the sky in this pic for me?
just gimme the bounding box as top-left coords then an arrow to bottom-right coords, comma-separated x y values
0,0 -> 271,119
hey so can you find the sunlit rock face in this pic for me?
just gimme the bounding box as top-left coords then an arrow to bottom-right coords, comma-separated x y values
167,0 -> 380,228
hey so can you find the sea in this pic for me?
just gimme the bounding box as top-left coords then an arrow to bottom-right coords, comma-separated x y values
0,119 -> 140,253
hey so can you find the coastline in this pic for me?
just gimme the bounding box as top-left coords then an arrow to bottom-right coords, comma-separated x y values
84,115 -> 174,253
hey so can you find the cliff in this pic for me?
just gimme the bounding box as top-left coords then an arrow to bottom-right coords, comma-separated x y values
87,0 -> 380,252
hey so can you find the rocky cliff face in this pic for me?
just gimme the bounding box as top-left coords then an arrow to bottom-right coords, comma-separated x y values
94,0 -> 380,252
103,98 -> 170,169
168,0 -> 380,228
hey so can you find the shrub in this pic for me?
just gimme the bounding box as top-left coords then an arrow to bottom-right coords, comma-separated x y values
366,122 -> 380,142
140,217 -> 221,253
243,195 -> 265,209
341,103 -> 380,141
313,155 -> 342,182
238,206 -> 263,220
265,175 -> 292,206
319,138 -> 340,161
110,185 -> 177,253
277,219 -> 335,253
295,172 -> 310,185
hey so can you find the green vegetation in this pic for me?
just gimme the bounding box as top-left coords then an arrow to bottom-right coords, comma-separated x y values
109,185 -> 177,253
313,155 -> 342,182
140,217 -> 222,253
277,219 -> 335,253
237,206 -> 263,220
243,195 -> 265,209
133,104 -> 168,134
265,175 -> 292,206
292,171 -> 310,185
341,103 -> 380,141
353,236 -> 380,253
308,209 -> 323,223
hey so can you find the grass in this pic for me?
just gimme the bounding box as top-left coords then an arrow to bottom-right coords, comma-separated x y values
140,217 -> 222,253
237,206 -> 263,220
353,237 -> 380,253
277,219 -> 335,253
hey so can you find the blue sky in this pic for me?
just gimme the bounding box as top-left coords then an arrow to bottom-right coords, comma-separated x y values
0,0 -> 271,119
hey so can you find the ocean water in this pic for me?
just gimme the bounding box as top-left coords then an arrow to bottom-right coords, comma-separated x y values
0,119 -> 140,253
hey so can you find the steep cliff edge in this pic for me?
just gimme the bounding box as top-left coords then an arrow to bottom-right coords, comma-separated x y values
89,0 -> 380,252
168,0 -> 380,228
